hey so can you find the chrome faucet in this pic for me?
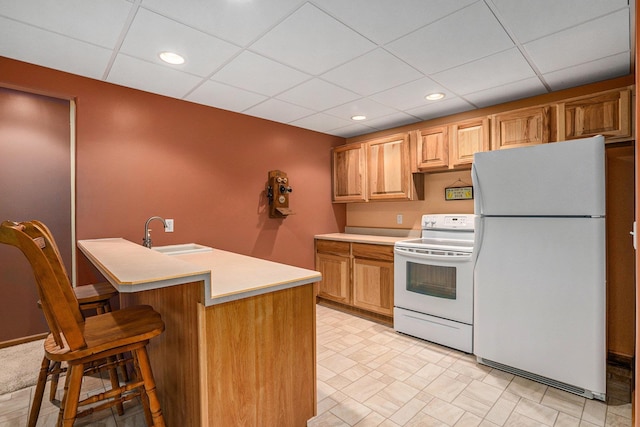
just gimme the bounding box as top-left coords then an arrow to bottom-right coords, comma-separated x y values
143,216 -> 168,249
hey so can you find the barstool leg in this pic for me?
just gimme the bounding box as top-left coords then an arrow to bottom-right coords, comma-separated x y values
132,350 -> 153,427
49,361 -> 63,401
60,364 -> 84,427
28,356 -> 50,427
106,355 -> 125,415
135,346 -> 165,427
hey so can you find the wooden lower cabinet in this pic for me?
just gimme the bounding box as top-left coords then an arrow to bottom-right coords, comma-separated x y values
315,240 -> 350,303
315,239 -> 394,320
316,252 -> 350,303
352,257 -> 393,316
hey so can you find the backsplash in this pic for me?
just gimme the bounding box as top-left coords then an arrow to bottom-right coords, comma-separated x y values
346,169 -> 474,230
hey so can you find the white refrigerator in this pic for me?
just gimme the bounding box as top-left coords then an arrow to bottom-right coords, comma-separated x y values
472,135 -> 606,400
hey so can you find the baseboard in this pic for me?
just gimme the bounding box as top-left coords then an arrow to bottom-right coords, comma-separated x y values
316,298 -> 393,326
0,332 -> 48,350
608,351 -> 634,372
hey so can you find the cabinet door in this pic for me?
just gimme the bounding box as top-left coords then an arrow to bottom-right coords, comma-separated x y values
332,143 -> 366,202
366,133 -> 412,201
450,118 -> 489,167
352,258 -> 394,316
491,106 -> 553,150
559,89 -> 631,142
412,127 -> 449,171
315,252 -> 350,304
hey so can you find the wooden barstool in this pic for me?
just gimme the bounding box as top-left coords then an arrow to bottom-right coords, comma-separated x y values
29,220 -> 126,425
0,221 -> 166,427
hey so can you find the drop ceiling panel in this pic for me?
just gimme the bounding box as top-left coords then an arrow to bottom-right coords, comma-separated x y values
463,77 -> 547,108
491,0 -> 630,43
0,0 -> 132,48
0,17 -> 112,79
324,98 -> 398,122
108,54 -> 202,99
290,112 -> 353,134
387,2 -> 514,75
250,3 -> 376,75
276,79 -> 360,111
524,9 -> 630,74
211,51 -> 309,97
370,77 -> 453,111
321,48 -> 424,96
140,0 -> 305,46
329,122 -> 377,138
407,97 -> 475,121
243,98 -> 314,124
186,80 -> 267,113
543,52 -> 631,91
312,0 -> 476,45
120,8 -> 240,77
432,48 -> 537,96
363,112 -> 421,131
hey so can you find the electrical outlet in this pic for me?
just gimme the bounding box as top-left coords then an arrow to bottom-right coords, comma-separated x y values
165,219 -> 174,232
396,214 -> 403,225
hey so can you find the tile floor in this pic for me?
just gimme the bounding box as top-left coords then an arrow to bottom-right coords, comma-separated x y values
0,304 -> 633,426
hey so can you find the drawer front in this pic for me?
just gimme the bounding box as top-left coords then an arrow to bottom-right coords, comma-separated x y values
352,243 -> 394,262
316,239 -> 350,256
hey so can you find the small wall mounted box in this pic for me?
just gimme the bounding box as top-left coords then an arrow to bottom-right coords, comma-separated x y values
266,170 -> 294,218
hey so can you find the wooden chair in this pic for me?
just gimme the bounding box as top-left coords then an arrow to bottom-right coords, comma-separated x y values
0,221 -> 166,427
29,220 -> 127,424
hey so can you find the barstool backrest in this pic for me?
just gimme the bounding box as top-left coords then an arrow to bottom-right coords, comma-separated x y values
0,220 -> 86,351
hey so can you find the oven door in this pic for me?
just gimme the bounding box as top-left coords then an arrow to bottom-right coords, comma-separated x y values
394,245 -> 473,324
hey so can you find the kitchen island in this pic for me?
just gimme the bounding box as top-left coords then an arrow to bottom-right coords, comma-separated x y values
78,238 -> 321,427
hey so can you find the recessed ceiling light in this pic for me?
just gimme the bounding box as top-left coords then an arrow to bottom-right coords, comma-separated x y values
159,51 -> 185,65
425,92 -> 445,101
351,115 -> 367,121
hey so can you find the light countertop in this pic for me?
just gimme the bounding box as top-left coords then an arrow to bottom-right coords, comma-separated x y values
78,238 -> 321,306
314,233 -> 410,245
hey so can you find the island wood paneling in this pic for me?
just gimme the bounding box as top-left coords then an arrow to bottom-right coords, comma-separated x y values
120,281 -> 203,427
204,284 -> 316,427
122,281 -> 316,427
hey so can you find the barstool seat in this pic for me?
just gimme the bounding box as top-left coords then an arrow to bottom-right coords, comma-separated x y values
73,282 -> 118,313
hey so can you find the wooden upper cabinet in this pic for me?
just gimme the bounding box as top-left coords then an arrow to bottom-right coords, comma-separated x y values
366,133 -> 415,201
491,105 -> 554,150
450,118 -> 490,167
558,88 -> 631,142
332,143 -> 366,202
411,126 -> 449,171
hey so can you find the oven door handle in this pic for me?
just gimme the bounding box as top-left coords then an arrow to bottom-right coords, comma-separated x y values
394,246 -> 472,261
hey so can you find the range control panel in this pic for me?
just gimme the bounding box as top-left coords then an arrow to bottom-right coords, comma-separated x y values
422,214 -> 475,230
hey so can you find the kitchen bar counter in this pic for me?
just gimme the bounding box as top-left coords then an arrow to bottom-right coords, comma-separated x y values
78,238 -> 321,305
78,238 -> 320,427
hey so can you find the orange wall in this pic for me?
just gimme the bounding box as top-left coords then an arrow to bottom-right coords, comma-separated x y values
0,57 -> 346,280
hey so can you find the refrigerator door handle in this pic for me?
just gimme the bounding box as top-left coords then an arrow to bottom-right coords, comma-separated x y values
471,164 -> 482,215
472,216 -> 485,270
631,221 -> 637,250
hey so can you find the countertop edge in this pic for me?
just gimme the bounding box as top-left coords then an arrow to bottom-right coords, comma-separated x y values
314,233 -> 409,245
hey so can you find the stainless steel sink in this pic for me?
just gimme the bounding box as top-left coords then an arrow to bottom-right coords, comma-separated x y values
152,243 -> 212,255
